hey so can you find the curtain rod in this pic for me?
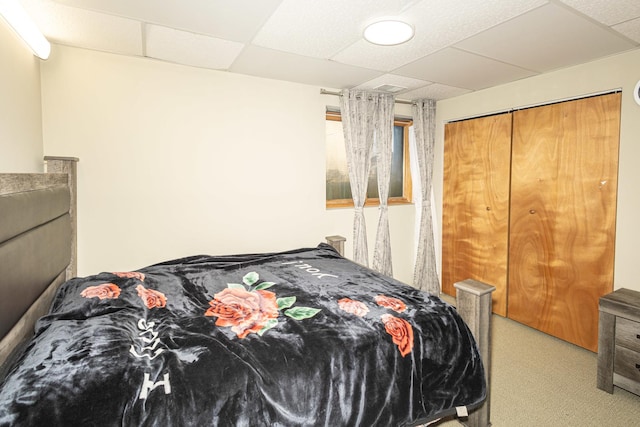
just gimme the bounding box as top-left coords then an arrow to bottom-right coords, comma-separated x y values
320,89 -> 414,105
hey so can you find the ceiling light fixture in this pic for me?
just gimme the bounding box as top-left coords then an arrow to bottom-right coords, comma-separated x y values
374,84 -> 407,93
363,20 -> 414,46
0,0 -> 50,59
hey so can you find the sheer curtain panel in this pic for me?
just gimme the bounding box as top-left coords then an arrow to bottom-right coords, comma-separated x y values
340,90 -> 394,267
411,99 -> 440,294
372,94 -> 395,276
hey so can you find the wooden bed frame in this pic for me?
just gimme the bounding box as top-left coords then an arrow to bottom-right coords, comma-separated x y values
0,158 -> 494,427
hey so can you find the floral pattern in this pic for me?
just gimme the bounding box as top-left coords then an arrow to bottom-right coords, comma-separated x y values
113,271 -> 145,281
338,298 -> 369,317
375,295 -> 406,313
80,283 -> 121,300
381,314 -> 414,357
79,271 -> 168,310
205,287 -> 279,339
205,272 -> 321,338
337,293 -> 414,357
136,285 -> 167,309
78,269 -> 414,356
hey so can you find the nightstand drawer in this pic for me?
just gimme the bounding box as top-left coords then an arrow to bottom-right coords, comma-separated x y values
598,288 -> 640,395
613,345 -> 640,384
615,317 -> 640,353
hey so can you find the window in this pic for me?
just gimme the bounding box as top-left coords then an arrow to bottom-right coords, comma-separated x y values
325,111 -> 412,208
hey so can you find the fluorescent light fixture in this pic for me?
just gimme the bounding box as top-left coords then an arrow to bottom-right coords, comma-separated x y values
0,0 -> 50,59
364,20 -> 414,46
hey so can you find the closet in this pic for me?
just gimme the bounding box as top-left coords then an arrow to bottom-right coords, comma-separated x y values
442,113 -> 512,317
442,92 -> 621,351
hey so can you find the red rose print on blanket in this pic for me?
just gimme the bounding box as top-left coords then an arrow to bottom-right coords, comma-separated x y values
374,295 -> 407,313
113,271 -> 145,281
338,298 -> 369,317
205,287 -> 279,339
81,283 -> 121,300
205,272 -> 321,338
136,285 -> 167,309
381,314 -> 414,357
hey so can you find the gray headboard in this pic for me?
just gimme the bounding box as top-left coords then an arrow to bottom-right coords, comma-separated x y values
0,157 -> 78,366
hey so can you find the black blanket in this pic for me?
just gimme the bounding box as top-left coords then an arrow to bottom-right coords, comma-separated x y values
0,244 -> 485,426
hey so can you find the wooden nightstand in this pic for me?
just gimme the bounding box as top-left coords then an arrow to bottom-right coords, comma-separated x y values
597,288 -> 640,396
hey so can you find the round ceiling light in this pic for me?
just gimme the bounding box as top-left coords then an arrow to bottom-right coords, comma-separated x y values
363,20 -> 414,46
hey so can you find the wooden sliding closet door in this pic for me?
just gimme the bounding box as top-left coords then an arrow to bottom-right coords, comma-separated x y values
442,113 -> 512,316
508,93 -> 621,352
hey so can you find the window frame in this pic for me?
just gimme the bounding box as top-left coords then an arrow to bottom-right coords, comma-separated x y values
325,111 -> 413,209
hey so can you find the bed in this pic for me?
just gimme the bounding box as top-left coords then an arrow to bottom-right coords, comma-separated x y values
0,157 -> 495,427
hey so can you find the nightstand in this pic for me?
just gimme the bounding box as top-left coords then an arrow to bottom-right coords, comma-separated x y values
597,288 -> 640,396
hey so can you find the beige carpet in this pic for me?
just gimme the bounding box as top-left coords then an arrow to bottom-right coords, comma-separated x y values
434,315 -> 640,427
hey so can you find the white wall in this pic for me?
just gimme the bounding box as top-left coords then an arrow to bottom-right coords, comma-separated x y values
0,19 -> 44,172
435,48 -> 640,293
40,45 -> 416,282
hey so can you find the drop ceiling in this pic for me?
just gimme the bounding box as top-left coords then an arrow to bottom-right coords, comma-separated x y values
21,0 -> 640,100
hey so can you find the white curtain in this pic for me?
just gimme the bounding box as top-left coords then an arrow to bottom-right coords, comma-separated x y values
371,95 -> 395,276
411,99 -> 440,294
340,89 -> 394,267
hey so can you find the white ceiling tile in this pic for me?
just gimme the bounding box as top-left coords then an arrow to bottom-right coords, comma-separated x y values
145,25 -> 244,70
355,74 -> 432,94
53,0 -> 284,42
402,84 -> 471,101
230,45 -> 382,89
394,48 -> 538,90
557,0 -> 640,26
252,0 -> 415,59
333,39 -> 427,73
454,3 -> 637,73
333,0 -> 546,71
613,18 -> 640,43
23,0 -> 142,55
